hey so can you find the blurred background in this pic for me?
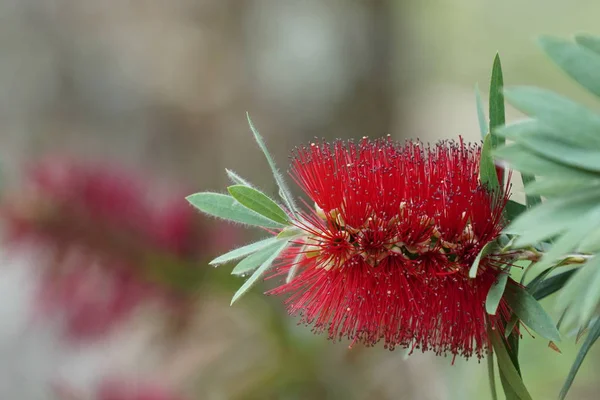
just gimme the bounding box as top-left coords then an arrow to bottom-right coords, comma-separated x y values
0,0 -> 598,399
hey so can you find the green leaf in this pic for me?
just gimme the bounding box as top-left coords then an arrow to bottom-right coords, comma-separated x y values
228,185 -> 290,226
489,54 -> 506,150
246,113 -> 299,215
575,34 -> 600,56
491,329 -> 532,400
469,240 -> 496,278
186,192 -> 285,228
487,352 -> 499,400
230,240 -> 289,305
504,315 -> 520,339
520,173 -> 541,209
505,200 -> 526,222
499,370 -> 522,400
487,272 -> 509,315
559,316 -> 600,400
558,256 -> 600,330
578,226 -> 600,253
475,83 -> 488,139
226,169 -> 254,187
516,135 -> 600,174
286,245 -> 306,284
277,226 -> 304,239
491,120 -> 542,208
503,282 -> 562,342
530,206 -> 600,271
231,242 -> 283,276
531,269 -> 576,301
524,177 -> 597,197
539,36 -> 600,98
209,236 -> 279,265
504,188 -> 600,246
480,133 -> 500,192
503,86 -> 600,148
494,143 -> 599,181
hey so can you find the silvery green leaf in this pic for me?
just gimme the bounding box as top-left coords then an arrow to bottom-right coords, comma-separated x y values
210,236 -> 279,265
231,240 -> 289,305
246,113 -> 299,216
186,192 -> 285,228
228,185 -> 290,225
226,169 -> 254,187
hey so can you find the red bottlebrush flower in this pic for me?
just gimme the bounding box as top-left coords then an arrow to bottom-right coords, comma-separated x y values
268,137 -> 512,359
0,156 -> 205,339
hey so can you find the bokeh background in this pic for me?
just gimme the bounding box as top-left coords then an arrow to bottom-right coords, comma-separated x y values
0,1 -> 598,399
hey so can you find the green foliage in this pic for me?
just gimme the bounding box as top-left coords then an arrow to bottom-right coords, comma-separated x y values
503,282 -> 561,342
538,36 -> 600,98
231,242 -> 285,276
186,192 -> 286,228
210,237 -> 279,265
226,168 -> 255,187
469,239 -> 497,278
487,352 -> 499,400
559,316 -> 600,399
556,257 -> 600,331
228,185 -> 291,226
489,54 -> 506,152
480,133 -> 501,192
486,272 -> 509,315
493,33 -> 600,399
231,240 -> 289,305
475,84 -> 488,138
246,113 -> 299,216
505,200 -> 526,223
491,329 -> 532,400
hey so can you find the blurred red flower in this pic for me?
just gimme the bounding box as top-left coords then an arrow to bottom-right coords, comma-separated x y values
269,138 -> 512,359
1,156 -> 206,339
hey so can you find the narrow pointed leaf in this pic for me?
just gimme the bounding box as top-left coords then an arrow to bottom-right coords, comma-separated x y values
489,54 -> 506,149
226,169 -> 254,187
186,192 -> 285,228
531,207 -> 600,271
559,317 -> 600,400
539,36 -> 600,98
505,188 -> 600,246
487,352 -> 498,400
210,236 -> 279,265
524,177 -> 596,197
575,34 -> 600,56
475,84 -> 488,139
515,135 -> 600,174
246,113 -> 299,215
277,226 -> 304,239
503,86 -> 600,148
505,200 -> 526,222
480,134 -> 500,192
531,269 -> 576,301
469,240 -> 496,278
491,330 -> 532,400
504,315 -> 520,339
495,144 -> 599,181
231,242 -> 283,275
228,185 -> 290,225
556,260 -> 600,330
503,282 -> 561,342
231,240 -> 289,305
487,272 -> 509,315
286,245 -> 306,284
578,226 -> 600,253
